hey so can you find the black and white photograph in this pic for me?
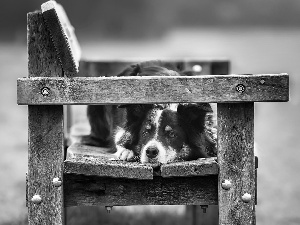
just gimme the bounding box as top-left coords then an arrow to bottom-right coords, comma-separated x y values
0,1 -> 299,224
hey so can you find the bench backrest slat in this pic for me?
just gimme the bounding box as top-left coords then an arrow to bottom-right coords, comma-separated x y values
17,74 -> 289,105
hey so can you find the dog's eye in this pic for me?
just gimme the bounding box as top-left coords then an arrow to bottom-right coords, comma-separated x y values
145,123 -> 152,130
143,123 -> 152,135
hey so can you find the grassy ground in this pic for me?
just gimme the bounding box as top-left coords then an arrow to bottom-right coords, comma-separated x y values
1,28 -> 300,224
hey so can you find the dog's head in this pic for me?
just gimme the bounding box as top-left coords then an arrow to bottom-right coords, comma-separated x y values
123,103 -> 213,164
116,61 -> 216,164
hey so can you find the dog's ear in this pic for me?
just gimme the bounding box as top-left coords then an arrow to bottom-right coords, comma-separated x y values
178,103 -> 213,158
177,103 -> 212,127
119,104 -> 153,122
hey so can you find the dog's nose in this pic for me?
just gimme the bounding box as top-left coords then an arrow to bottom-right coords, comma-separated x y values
146,147 -> 159,159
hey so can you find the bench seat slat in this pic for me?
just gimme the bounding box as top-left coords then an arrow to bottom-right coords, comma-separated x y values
65,143 -> 219,179
65,144 -> 154,180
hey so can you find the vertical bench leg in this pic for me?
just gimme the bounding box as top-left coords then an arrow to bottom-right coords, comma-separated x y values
218,103 -> 255,225
28,106 -> 64,224
27,12 -> 65,225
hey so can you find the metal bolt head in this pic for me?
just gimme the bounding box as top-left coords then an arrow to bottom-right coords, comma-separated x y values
31,195 -> 42,204
105,206 -> 113,213
52,177 -> 62,187
221,179 -> 232,190
242,193 -> 252,203
41,87 -> 50,96
236,84 -> 246,93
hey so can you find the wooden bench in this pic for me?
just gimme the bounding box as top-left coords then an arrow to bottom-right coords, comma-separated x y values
18,1 -> 289,224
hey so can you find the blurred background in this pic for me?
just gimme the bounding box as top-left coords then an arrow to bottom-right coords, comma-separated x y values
1,0 -> 300,224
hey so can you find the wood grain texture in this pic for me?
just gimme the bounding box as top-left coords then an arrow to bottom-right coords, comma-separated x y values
41,1 -> 80,76
27,12 -> 64,225
217,103 -> 256,225
65,144 -> 153,180
64,174 -> 218,207
66,143 -> 112,159
161,157 -> 219,177
28,106 -> 64,224
28,12 -> 63,78
64,158 -> 153,180
17,74 -> 289,105
65,144 -> 220,179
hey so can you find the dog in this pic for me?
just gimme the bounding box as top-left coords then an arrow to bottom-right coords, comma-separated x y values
79,60 -> 217,164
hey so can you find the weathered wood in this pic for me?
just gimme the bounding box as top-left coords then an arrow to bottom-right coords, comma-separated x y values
65,144 -> 220,179
41,1 -> 81,76
217,103 -> 256,225
66,143 -> 112,159
28,12 -> 63,77
65,144 -> 153,180
64,174 -> 218,207
27,12 -> 64,225
64,158 -> 153,180
161,157 -> 219,177
17,74 -> 289,105
28,106 -> 64,224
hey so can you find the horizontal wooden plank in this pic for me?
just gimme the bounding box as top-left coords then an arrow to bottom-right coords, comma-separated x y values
65,144 -> 153,180
17,74 -> 289,105
64,174 -> 218,207
65,143 -> 220,179
161,157 -> 219,177
66,143 -> 113,159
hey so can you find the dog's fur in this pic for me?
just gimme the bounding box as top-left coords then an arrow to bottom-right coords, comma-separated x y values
80,60 -> 217,164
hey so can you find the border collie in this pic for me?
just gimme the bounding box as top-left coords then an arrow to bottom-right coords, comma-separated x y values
80,60 -> 217,164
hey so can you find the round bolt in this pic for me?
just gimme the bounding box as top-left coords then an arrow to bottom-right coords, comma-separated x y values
242,193 -> 252,203
52,177 -> 62,187
192,64 -> 202,72
236,84 -> 246,93
221,179 -> 232,190
260,79 -> 265,84
41,87 -> 50,97
31,195 -> 42,204
105,206 -> 113,213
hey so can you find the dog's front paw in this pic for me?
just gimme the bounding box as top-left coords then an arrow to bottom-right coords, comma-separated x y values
114,147 -> 135,161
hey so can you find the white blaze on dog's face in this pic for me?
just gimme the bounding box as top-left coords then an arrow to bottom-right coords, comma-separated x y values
138,108 -> 190,164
